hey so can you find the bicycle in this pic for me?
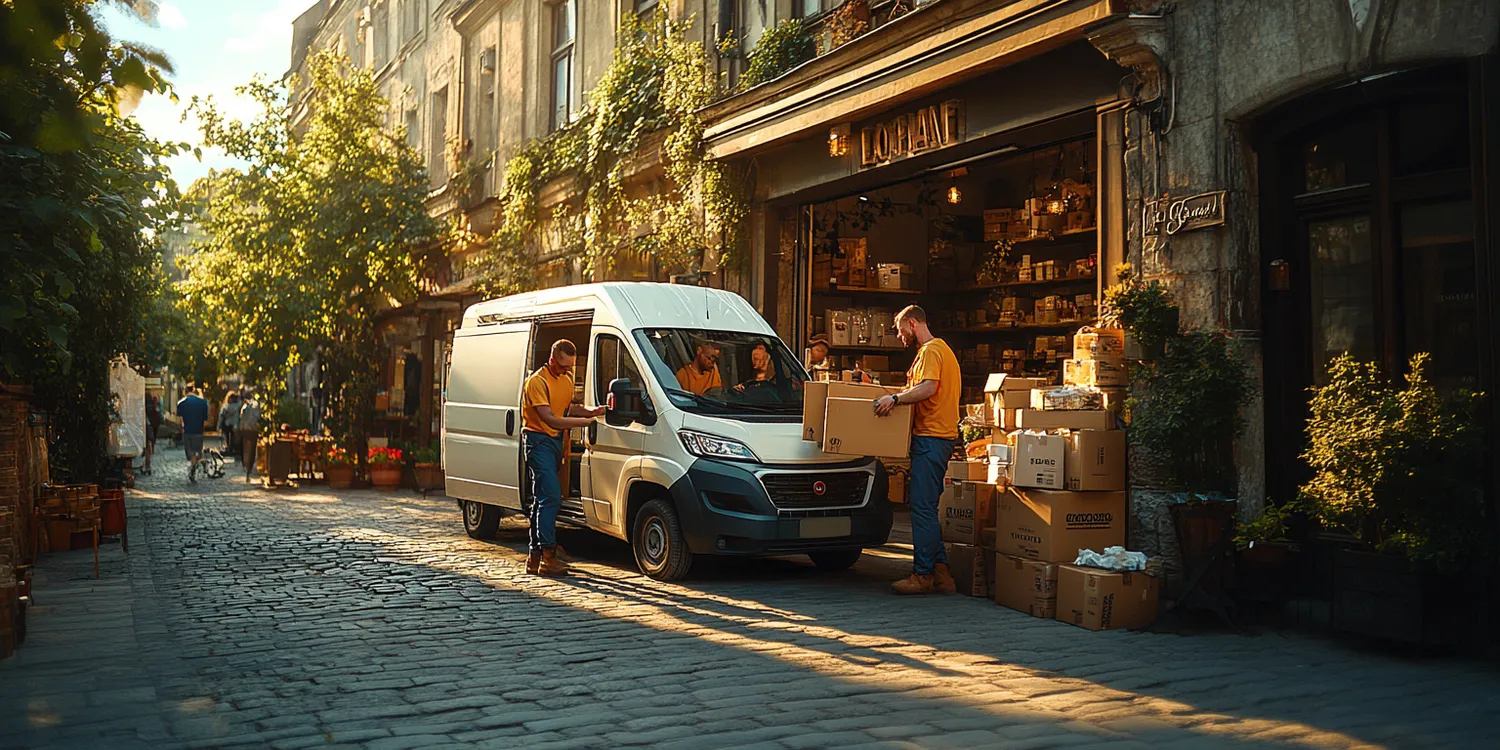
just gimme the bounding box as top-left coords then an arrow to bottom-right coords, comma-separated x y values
188,448 -> 228,482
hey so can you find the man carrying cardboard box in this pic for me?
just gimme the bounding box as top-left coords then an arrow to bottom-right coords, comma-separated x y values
875,305 -> 963,595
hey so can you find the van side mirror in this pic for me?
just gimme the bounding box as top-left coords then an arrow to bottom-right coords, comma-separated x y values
606,378 -> 648,427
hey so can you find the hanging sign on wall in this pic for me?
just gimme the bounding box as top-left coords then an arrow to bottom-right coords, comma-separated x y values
1143,190 -> 1227,235
858,99 -> 965,169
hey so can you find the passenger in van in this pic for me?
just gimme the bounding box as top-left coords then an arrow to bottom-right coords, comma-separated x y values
874,305 -> 962,596
807,337 -> 872,384
733,342 -> 781,393
521,339 -> 605,577
675,341 -> 724,394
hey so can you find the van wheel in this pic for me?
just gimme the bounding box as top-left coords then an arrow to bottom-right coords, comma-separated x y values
632,499 -> 692,581
463,500 -> 501,540
809,549 -> 862,571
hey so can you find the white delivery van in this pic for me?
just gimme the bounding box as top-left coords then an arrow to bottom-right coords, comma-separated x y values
443,283 -> 893,580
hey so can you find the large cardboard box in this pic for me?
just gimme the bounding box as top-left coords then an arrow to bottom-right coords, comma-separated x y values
946,544 -> 991,597
997,488 -> 1127,561
1072,328 -> 1126,361
1055,565 -> 1160,631
947,460 -> 987,482
984,374 -> 1047,425
939,481 -> 997,546
1063,358 -> 1127,388
1065,430 -> 1127,491
824,397 -> 912,458
993,553 -> 1058,618
1016,409 -> 1114,432
1009,432 -> 1066,489
802,381 -> 895,443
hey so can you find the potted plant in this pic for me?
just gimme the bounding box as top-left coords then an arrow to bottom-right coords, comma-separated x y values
368,446 -> 403,490
324,445 -> 356,489
410,442 -> 443,492
1101,264 -> 1179,361
1234,501 -> 1300,605
1300,353 -> 1486,645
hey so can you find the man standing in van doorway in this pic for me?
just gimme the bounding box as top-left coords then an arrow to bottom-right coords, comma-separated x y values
874,305 -> 962,595
522,339 -> 605,577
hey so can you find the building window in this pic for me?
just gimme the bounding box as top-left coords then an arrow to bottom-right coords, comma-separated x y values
634,0 -> 659,22
550,0 -> 575,132
430,87 -> 449,189
795,0 -> 821,18
372,4 -> 390,68
401,0 -> 423,43
405,108 -> 420,153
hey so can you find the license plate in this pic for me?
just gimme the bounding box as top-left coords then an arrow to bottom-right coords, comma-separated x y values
800,517 -> 852,539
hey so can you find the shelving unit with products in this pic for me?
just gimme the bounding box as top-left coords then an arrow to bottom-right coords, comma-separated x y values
804,136 -> 1101,404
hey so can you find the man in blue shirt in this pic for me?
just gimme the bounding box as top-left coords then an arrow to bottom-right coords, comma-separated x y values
176,386 -> 210,482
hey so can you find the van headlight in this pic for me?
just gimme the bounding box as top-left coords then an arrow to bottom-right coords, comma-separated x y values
678,430 -> 759,462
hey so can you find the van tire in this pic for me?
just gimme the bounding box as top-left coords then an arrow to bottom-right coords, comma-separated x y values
463,500 -> 502,540
632,499 -> 692,581
808,549 -> 862,571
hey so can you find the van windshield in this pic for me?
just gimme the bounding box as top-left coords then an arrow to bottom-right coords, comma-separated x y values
634,329 -> 807,415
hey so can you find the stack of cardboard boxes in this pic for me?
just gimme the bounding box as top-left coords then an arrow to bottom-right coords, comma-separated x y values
801,381 -> 911,459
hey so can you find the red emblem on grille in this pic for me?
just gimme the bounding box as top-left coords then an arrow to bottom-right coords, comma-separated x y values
812,481 -> 826,496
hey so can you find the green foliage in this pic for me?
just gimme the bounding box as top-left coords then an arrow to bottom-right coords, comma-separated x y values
273,394 -> 311,432
1127,332 -> 1254,494
180,51 -> 446,460
1235,501 -> 1301,548
1102,264 -> 1179,352
959,423 -> 987,447
1300,354 -> 1486,570
475,14 -> 746,294
409,441 -> 440,465
1,0 -> 183,479
740,19 -> 813,89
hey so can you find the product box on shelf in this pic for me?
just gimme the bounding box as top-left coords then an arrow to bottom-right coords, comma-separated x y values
1055,565 -> 1160,631
996,488 -> 1127,562
993,554 -> 1058,618
830,310 -> 852,346
939,481 -> 998,546
1008,431 -> 1066,490
878,263 -> 914,290
1065,429 -> 1127,491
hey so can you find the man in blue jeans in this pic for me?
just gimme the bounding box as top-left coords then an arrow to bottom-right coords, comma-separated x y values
875,305 -> 963,595
176,386 -> 210,483
521,340 -> 604,577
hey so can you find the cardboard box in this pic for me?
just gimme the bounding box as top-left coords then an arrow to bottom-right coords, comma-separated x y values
802,381 -> 896,443
1099,387 -> 1128,415
1055,565 -> 1160,631
1016,409 -> 1114,432
1073,328 -> 1126,360
946,544 -> 991,597
1030,387 -> 1104,411
939,481 -> 997,546
1009,432 -> 1066,489
863,354 -> 889,371
1065,429 -> 1126,491
1063,358 -> 1127,388
984,374 -> 1046,425
824,397 -> 912,458
993,553 -> 1058,618
997,488 -> 1127,562
878,263 -> 913,290
947,460 -> 987,482
830,310 -> 852,346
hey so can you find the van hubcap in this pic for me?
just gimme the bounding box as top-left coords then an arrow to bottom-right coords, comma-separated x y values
464,502 -> 480,527
643,518 -> 667,563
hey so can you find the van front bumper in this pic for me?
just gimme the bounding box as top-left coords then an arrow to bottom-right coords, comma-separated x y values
668,457 -> 893,556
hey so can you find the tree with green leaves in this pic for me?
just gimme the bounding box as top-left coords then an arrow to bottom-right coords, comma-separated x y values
180,50 -> 444,465
1,0 -> 183,479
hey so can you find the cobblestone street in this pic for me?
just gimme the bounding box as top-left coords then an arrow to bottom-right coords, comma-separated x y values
2,445 -> 1497,750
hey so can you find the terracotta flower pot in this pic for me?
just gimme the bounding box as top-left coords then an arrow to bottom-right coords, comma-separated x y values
326,464 -> 356,489
413,463 -> 444,491
370,465 -> 402,490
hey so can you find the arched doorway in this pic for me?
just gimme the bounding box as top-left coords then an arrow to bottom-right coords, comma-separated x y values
1258,62 -> 1488,505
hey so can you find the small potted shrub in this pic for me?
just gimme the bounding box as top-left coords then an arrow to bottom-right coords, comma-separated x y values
411,443 -> 443,492
368,446 -> 403,489
1234,502 -> 1300,604
324,446 -> 356,489
1301,353 -> 1486,645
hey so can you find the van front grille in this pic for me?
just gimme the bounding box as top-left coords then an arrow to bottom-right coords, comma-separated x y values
759,472 -> 870,511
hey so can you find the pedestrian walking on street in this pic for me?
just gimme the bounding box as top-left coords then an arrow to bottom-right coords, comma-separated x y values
875,305 -> 962,595
238,393 -> 262,482
176,386 -> 210,482
521,340 -> 604,577
143,393 -> 162,475
219,392 -> 241,463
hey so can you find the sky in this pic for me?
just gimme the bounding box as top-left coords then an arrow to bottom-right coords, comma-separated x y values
99,0 -> 317,188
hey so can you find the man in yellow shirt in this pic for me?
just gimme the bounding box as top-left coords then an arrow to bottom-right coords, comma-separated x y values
875,305 -> 962,595
674,341 -> 723,394
522,339 -> 604,577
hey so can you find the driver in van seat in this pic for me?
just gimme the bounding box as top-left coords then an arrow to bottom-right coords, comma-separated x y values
733,342 -> 780,392
522,339 -> 605,577
675,341 -> 723,394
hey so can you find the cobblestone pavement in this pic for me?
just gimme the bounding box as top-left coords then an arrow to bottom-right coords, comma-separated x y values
3,443 -> 1499,750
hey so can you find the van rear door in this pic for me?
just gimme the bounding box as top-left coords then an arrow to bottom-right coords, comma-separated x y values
444,321 -> 531,510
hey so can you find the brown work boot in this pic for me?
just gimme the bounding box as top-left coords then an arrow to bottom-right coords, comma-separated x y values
553,544 -> 573,563
933,562 -> 957,594
535,546 -> 569,577
526,549 -> 542,575
891,573 -> 935,595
